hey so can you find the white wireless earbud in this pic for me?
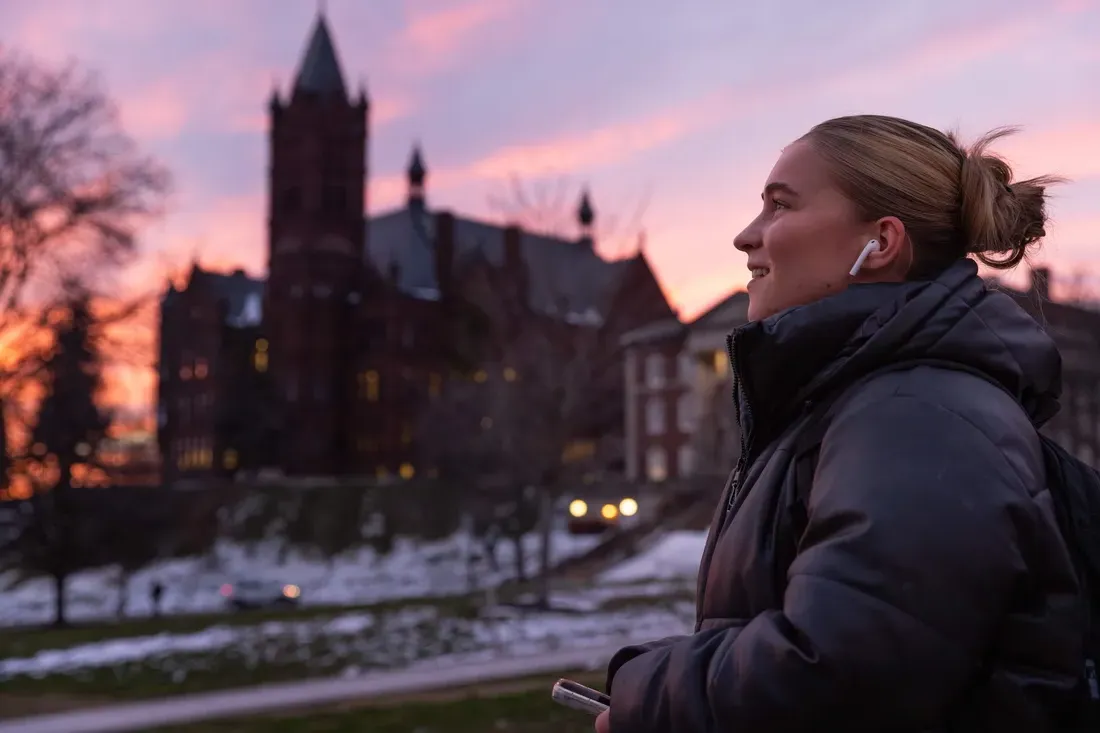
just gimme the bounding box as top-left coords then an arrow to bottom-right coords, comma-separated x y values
849,239 -> 881,277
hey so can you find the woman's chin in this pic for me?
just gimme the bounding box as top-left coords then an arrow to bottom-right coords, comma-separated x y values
745,279 -> 771,321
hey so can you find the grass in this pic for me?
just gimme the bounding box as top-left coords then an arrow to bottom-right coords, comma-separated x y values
0,605 -> 487,702
154,671 -> 607,733
0,583 -> 693,715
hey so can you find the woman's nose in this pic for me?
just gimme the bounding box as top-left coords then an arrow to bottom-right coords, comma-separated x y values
733,222 -> 762,253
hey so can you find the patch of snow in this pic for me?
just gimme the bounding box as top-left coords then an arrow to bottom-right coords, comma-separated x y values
599,530 -> 708,584
0,602 -> 693,681
0,530 -> 601,627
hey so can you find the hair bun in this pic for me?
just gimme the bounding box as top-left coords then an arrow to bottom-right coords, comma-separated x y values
958,128 -> 1062,270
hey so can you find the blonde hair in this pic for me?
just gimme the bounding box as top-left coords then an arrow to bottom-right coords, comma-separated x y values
802,115 -> 1062,278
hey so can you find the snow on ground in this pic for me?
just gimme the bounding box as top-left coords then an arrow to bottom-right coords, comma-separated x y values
598,530 -> 708,584
0,529 -> 601,628
0,601 -> 694,682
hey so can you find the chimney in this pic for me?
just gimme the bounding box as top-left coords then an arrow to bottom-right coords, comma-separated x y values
503,224 -> 529,305
1030,266 -> 1051,301
504,224 -> 522,272
434,211 -> 455,300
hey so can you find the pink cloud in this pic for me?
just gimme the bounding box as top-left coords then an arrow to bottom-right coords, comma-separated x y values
373,94 -> 416,127
370,174 -> 410,212
118,81 -> 191,140
468,96 -> 726,178
375,90 -> 732,204
389,0 -> 528,75
997,123 -> 1100,181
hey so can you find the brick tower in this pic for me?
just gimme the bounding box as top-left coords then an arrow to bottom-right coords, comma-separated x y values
265,11 -> 369,475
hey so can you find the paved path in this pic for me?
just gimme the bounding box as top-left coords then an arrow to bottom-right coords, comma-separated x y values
0,644 -> 629,733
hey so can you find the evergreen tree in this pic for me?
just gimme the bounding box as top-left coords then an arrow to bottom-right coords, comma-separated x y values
25,292 -> 109,626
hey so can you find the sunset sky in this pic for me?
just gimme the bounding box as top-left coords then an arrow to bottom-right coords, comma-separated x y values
5,0 -> 1100,412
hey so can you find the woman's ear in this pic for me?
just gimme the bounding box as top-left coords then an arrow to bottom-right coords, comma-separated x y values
854,216 -> 910,278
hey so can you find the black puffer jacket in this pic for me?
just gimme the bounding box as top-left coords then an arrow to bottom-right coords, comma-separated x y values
606,260 -> 1083,732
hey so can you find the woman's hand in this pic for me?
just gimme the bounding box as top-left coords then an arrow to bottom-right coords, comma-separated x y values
595,709 -> 611,733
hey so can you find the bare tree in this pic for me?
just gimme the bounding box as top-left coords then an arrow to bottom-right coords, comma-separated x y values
422,253 -> 647,607
0,47 -> 170,408
486,175 -> 651,260
416,360 -> 540,585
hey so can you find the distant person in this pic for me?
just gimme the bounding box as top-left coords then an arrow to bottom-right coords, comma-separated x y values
151,581 -> 163,619
598,116 -> 1084,732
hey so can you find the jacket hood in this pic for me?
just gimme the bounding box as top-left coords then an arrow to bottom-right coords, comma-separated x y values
729,259 -> 1062,438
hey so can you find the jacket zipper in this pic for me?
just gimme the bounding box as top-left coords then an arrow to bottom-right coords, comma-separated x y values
725,331 -> 753,514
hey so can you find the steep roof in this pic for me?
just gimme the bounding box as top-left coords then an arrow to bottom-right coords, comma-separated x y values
617,288 -> 749,347
366,206 -> 635,320
293,15 -> 347,98
688,290 -> 749,331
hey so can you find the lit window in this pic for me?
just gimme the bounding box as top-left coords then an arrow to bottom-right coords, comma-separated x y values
375,465 -> 389,479
503,366 -> 517,382
481,416 -> 493,430
646,446 -> 668,482
361,370 -> 379,401
253,349 -> 268,372
646,397 -> 666,436
180,365 -> 192,380
223,449 -> 239,470
399,463 -> 415,480
474,369 -> 488,383
256,338 -> 269,352
194,360 -> 209,379
712,350 -> 727,376
562,440 -> 596,463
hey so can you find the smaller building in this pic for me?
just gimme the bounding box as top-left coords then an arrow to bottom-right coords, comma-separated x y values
995,266 -> 1100,468
621,290 -> 750,483
622,264 -> 1100,484
157,266 -> 278,485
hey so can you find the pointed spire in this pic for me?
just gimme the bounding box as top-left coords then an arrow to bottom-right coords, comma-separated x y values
407,143 -> 427,208
576,188 -> 595,249
293,12 -> 347,100
577,188 -> 595,229
408,144 -> 426,185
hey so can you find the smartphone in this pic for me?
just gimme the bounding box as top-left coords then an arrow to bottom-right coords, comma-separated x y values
551,678 -> 611,715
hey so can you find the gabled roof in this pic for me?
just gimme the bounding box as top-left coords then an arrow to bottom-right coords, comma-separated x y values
293,15 -> 347,98
688,290 -> 749,331
366,206 -> 635,319
617,287 -> 749,347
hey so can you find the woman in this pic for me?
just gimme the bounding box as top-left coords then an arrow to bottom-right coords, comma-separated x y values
596,115 -> 1084,733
